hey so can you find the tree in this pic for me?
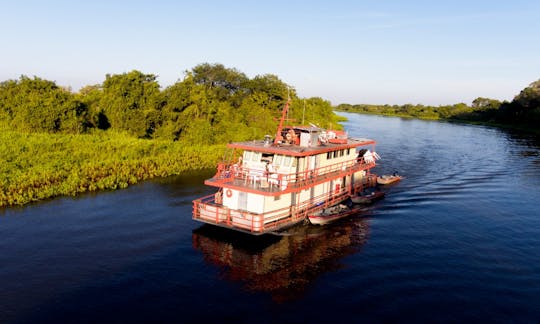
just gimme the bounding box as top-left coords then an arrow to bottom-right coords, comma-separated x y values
514,80 -> 540,120
514,80 -> 540,109
77,84 -> 108,129
290,97 -> 339,129
191,63 -> 249,102
472,97 -> 501,110
100,70 -> 162,137
0,76 -> 88,133
500,80 -> 540,125
156,67 -> 298,143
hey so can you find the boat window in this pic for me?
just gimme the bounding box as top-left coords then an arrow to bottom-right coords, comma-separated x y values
262,153 -> 274,163
283,156 -> 291,166
333,151 -> 338,158
327,152 -> 332,159
251,152 -> 261,162
274,155 -> 282,165
292,158 -> 297,167
243,151 -> 252,161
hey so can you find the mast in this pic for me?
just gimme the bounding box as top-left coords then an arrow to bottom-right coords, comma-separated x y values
273,98 -> 291,145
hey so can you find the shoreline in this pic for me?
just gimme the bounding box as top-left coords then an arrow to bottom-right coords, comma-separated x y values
335,109 -> 540,135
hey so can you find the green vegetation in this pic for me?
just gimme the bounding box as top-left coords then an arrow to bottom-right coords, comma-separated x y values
0,63 -> 341,206
0,128 -> 225,206
335,80 -> 540,132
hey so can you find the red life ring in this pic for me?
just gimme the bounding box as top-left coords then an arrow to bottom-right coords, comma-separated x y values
225,189 -> 233,198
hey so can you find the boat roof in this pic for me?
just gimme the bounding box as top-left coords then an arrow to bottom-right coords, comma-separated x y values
228,137 -> 376,157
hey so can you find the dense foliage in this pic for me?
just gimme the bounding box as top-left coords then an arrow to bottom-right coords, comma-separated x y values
336,80 -> 540,130
0,128 -> 225,206
0,63 -> 342,206
0,63 -> 341,141
0,76 -> 88,133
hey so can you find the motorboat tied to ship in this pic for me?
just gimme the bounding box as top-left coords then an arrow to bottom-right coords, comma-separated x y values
307,203 -> 364,226
192,100 -> 381,235
351,190 -> 386,204
376,174 -> 402,185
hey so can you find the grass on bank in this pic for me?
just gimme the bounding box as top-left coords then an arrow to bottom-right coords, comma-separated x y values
0,129 -> 225,207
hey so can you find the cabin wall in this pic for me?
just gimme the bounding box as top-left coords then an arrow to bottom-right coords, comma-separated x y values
223,189 -> 239,210
297,188 -> 311,204
294,181 -> 335,207
247,193 -> 265,214
223,190 -> 267,214
293,177 -> 359,210
353,170 -> 367,187
348,170 -> 370,192
297,157 -> 306,174
345,174 -> 352,187
291,183 -> 326,212
263,193 -> 293,213
315,182 -> 327,198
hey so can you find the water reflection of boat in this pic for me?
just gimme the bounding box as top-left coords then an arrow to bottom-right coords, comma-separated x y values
192,219 -> 370,302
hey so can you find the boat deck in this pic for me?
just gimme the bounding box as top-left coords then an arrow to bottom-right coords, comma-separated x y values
228,137 -> 376,157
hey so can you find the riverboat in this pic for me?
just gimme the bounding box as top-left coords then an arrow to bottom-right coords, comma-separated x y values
192,100 -> 380,235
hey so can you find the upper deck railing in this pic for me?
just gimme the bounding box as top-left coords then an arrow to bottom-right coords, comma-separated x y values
205,157 -> 376,193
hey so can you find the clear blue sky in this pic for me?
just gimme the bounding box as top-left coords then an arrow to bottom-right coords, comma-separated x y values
1,0 -> 539,105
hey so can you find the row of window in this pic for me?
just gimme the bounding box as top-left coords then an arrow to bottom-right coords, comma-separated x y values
243,151 -> 296,167
243,148 -> 352,167
326,148 -> 352,160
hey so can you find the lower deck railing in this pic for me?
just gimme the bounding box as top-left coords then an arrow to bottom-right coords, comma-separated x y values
193,175 -> 377,234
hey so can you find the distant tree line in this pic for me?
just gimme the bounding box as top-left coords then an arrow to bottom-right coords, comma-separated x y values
335,80 -> 540,130
0,63 -> 341,143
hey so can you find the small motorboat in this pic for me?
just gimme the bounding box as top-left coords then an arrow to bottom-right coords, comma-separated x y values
351,191 -> 385,204
377,174 -> 402,185
308,203 -> 362,225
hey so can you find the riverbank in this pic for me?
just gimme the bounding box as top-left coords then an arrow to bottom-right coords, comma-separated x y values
335,108 -> 540,135
0,129 -> 225,206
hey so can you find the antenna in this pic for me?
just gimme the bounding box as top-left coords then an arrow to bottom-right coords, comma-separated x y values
284,87 -> 289,122
302,99 -> 306,125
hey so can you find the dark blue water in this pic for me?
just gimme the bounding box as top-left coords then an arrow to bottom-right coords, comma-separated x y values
1,113 -> 540,323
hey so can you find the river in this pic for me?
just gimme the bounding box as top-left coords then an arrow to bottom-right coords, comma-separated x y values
1,113 -> 539,322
